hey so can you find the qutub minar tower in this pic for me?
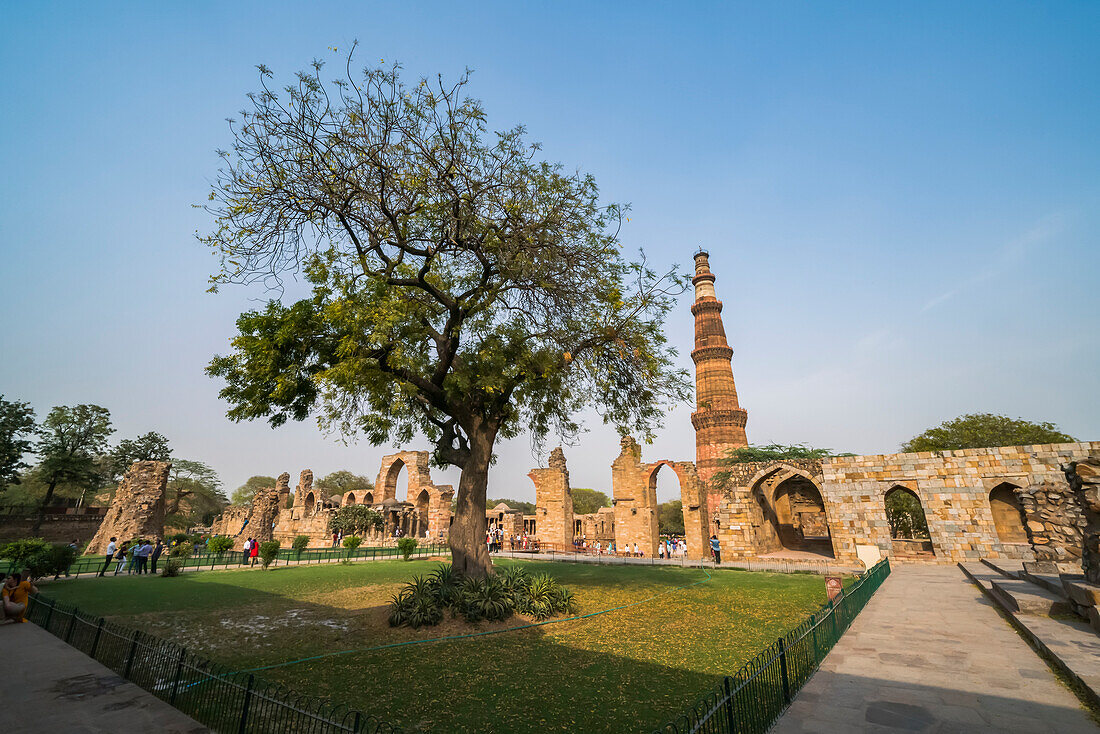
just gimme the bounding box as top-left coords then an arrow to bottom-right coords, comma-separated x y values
690,250 -> 748,502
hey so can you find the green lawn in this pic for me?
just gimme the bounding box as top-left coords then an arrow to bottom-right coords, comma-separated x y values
42,558 -> 832,733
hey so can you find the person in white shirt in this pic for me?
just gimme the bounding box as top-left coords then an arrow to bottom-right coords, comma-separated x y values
98,537 -> 118,577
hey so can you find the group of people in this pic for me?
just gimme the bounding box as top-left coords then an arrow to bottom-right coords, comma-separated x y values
1,571 -> 37,624
97,537 -> 166,577
485,526 -> 506,552
241,537 -> 262,565
657,537 -> 688,559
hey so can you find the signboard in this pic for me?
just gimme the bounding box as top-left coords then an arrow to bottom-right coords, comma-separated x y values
825,576 -> 843,602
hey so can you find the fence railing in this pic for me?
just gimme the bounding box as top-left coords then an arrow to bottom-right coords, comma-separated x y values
2,543 -> 450,578
652,558 -> 891,734
27,593 -> 402,733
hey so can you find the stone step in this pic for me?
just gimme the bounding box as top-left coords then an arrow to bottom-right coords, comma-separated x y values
989,578 -> 1073,616
980,557 -> 1024,580
1020,570 -> 1071,597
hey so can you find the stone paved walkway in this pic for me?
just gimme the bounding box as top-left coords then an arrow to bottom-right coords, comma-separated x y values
770,565 -> 1099,734
0,622 -> 208,732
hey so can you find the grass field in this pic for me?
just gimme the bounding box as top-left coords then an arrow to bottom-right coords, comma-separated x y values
42,558 -> 833,733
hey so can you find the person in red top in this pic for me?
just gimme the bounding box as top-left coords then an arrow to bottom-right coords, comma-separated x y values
250,539 -> 260,566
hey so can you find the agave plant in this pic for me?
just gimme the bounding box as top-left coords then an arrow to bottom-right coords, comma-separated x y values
387,590 -> 415,627
461,575 -> 513,622
429,563 -> 461,609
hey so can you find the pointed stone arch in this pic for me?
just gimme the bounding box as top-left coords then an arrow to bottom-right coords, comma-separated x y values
748,465 -> 835,558
988,482 -> 1029,545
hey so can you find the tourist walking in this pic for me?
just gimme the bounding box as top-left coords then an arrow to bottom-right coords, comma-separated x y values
249,538 -> 259,566
150,538 -> 164,574
98,537 -> 117,577
114,542 -> 129,575
710,534 -> 721,565
242,537 -> 253,565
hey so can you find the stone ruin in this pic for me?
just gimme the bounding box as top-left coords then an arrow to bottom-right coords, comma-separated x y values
1066,458 -> 1100,584
1017,480 -> 1087,563
86,460 -> 170,554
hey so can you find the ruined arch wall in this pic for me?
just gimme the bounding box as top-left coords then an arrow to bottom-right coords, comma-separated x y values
528,447 -> 574,549
610,437 -> 709,559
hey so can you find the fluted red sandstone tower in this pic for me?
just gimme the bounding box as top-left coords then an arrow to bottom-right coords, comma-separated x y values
691,250 -> 748,496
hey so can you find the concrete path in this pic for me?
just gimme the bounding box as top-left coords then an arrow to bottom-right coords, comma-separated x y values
0,621 -> 208,733
770,565 -> 1099,734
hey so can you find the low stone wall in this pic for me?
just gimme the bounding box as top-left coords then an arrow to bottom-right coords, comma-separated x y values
0,514 -> 105,544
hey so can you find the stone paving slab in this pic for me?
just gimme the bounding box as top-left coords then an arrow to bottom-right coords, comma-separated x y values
0,621 -> 208,733
769,565 -> 1098,734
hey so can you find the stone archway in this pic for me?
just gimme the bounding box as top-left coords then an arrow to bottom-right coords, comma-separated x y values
750,466 -> 835,558
414,489 -> 430,539
363,491 -> 374,505
989,483 -> 1029,545
884,485 -> 934,557
304,491 -> 316,515
343,492 -> 357,506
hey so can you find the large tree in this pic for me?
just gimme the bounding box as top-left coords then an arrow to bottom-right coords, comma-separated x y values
231,475 -> 277,506
166,459 -> 227,529
0,395 -> 36,489
316,470 -> 374,497
202,49 -> 688,576
33,404 -> 114,530
571,488 -> 611,516
901,413 -> 1076,453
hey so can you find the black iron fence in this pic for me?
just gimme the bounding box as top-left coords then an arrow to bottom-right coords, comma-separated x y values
2,543 -> 449,578
652,558 -> 891,734
27,593 -> 402,733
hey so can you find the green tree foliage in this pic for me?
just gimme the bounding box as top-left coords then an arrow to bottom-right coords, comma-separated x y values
487,498 -> 535,514
711,444 -> 850,494
0,395 -> 36,489
292,534 -> 311,551
316,470 -> 374,497
201,48 -> 689,576
329,505 -> 384,536
884,489 -> 930,539
343,535 -> 362,549
230,475 -> 277,506
658,500 -> 684,535
105,431 -> 171,480
165,459 -> 227,529
900,413 -> 1076,453
33,405 -> 114,529
571,488 -> 612,516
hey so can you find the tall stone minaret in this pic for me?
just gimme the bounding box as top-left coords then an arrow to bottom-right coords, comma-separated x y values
690,250 -> 748,491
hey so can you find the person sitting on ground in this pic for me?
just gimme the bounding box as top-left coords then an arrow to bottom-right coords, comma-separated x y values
1,572 -> 37,623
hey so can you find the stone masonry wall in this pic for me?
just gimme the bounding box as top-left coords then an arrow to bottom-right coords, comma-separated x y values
86,461 -> 170,554
529,447 -> 574,549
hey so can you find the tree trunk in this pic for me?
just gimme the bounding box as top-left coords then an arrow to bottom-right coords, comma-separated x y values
449,425 -> 496,578
32,479 -> 59,533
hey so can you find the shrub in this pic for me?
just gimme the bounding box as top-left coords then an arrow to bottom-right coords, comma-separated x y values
460,575 -> 512,623
162,559 -> 184,577
292,534 -> 310,552
207,536 -> 234,554
167,532 -> 191,545
428,563 -> 461,609
397,537 -> 418,560
342,535 -> 362,550
0,539 -> 53,578
0,538 -> 78,579
258,540 -> 280,568
169,541 -> 194,559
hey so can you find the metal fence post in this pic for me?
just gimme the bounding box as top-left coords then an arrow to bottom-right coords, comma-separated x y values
238,674 -> 255,734
170,647 -> 186,704
42,599 -> 55,632
722,676 -> 736,733
777,638 -> 791,704
64,610 -> 77,642
353,712 -> 362,732
89,618 -> 104,657
124,630 -> 141,678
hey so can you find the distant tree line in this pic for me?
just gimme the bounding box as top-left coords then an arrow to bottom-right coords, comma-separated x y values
0,395 -> 228,532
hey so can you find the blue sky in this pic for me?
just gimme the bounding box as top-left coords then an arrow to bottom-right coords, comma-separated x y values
1,2 -> 1097,502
